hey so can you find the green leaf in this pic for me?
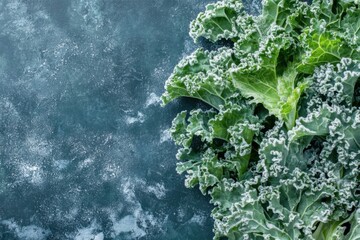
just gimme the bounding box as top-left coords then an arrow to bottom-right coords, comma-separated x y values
170,111 -> 190,146
297,32 -> 350,74
172,103 -> 261,194
176,148 -> 224,194
346,210 -> 360,240
190,0 -> 245,42
232,48 -> 306,129
162,48 -> 237,109
209,101 -> 256,141
297,0 -> 360,74
312,210 -> 360,240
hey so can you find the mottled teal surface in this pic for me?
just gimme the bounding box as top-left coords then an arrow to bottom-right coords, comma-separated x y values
0,1 -> 216,239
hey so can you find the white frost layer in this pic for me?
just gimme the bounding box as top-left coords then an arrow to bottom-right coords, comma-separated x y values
53,159 -> 70,170
145,92 -> 161,107
110,215 -> 146,238
125,112 -> 145,124
26,134 -> 52,157
190,213 -> 207,225
160,129 -> 171,143
115,177 -> 168,237
18,163 -> 44,185
74,221 -> 104,240
1,219 -> 51,240
147,183 -> 166,199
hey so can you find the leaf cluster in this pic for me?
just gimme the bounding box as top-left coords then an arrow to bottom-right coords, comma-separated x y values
162,0 -> 360,239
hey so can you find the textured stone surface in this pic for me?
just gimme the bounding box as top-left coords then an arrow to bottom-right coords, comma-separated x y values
0,0 -> 215,239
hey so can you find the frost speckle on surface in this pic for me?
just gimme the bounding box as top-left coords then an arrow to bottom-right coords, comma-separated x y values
160,128 -> 172,143
189,213 -> 207,226
147,183 -> 167,199
26,135 -> 52,157
18,163 -> 44,185
74,221 -> 104,240
110,215 -> 146,239
0,0 -> 215,239
53,159 -> 70,171
125,112 -> 145,125
145,92 -> 161,107
1,220 -> 51,240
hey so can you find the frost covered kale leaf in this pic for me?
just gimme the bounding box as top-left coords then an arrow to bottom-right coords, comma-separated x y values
162,0 -> 360,239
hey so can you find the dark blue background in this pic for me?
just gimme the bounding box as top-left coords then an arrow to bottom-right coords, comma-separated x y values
0,0 -> 216,239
